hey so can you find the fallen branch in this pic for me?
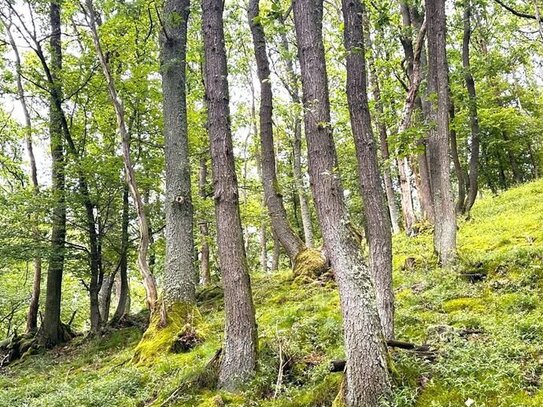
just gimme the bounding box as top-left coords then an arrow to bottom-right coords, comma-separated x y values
329,339 -> 435,372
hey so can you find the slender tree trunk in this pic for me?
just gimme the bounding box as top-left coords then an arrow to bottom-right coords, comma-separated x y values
202,0 -> 257,389
2,21 -> 43,335
425,0 -> 457,266
449,101 -> 467,214
84,0 -> 158,312
276,18 -> 315,247
111,186 -> 130,325
98,274 -> 115,324
293,0 -> 390,405
271,231 -> 280,271
342,0 -> 394,340
161,0 -> 196,309
463,0 -> 481,213
248,0 -> 305,264
363,21 -> 401,234
198,157 -> 212,285
41,1 -> 66,347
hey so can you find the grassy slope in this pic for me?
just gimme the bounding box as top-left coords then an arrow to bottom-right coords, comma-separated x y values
1,180 -> 542,407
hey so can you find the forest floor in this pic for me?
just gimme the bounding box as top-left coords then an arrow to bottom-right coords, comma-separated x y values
1,180 -> 543,407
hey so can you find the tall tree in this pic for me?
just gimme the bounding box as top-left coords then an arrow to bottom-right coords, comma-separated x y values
198,157 -> 211,285
83,0 -> 159,312
202,0 -> 257,390
425,0 -> 457,265
463,0 -> 481,214
160,0 -> 196,312
292,0 -> 390,405
248,0 -> 305,265
40,0 -> 67,347
342,0 -> 394,340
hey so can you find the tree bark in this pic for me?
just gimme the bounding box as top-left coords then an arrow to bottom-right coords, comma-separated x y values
293,0 -> 390,405
40,1 -> 66,347
248,0 -> 305,263
202,0 -> 257,390
160,0 -> 196,308
462,0 -> 481,214
425,0 -> 457,266
198,157 -> 212,285
83,0 -> 158,312
342,0 -> 394,340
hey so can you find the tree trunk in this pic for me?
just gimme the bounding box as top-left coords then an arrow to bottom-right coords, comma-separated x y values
202,0 -> 257,390
198,157 -> 212,285
111,185 -> 130,325
363,20 -> 401,235
2,20 -> 43,335
41,1 -> 67,347
271,231 -> 280,271
248,0 -> 305,263
98,274 -> 115,324
293,0 -> 390,405
449,101 -> 467,214
276,16 -> 315,247
161,0 -> 196,308
425,0 -> 457,266
342,0 -> 394,340
463,0 -> 481,213
84,0 -> 158,312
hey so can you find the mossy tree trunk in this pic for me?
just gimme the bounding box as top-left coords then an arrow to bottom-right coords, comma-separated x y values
293,0 -> 391,405
160,0 -> 196,310
202,0 -> 257,390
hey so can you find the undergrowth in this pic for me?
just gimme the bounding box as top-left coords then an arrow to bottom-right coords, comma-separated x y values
1,180 -> 542,406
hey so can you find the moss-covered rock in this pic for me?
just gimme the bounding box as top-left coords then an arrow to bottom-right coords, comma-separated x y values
293,248 -> 329,279
132,301 -> 206,364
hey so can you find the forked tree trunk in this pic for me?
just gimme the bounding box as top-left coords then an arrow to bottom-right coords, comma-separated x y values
342,0 -> 394,340
248,0 -> 305,264
463,0 -> 481,214
425,0 -> 457,266
202,0 -> 257,390
160,0 -> 196,308
84,0 -> 158,312
293,0 -> 390,405
40,1 -> 67,348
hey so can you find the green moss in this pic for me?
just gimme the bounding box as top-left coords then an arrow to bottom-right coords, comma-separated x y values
292,248 -> 329,279
132,301 -> 206,364
442,297 -> 485,313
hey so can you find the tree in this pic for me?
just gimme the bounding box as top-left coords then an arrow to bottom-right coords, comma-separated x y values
462,0 -> 481,214
83,0 -> 159,313
248,0 -> 305,265
292,0 -> 390,404
40,0 -> 67,347
160,0 -> 196,312
425,0 -> 457,266
341,0 -> 394,340
201,0 -> 257,390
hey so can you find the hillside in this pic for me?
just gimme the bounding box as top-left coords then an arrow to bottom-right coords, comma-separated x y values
1,180 -> 543,407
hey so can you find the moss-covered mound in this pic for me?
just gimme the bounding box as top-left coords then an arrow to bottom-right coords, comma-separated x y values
293,248 -> 329,279
132,301 -> 206,364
